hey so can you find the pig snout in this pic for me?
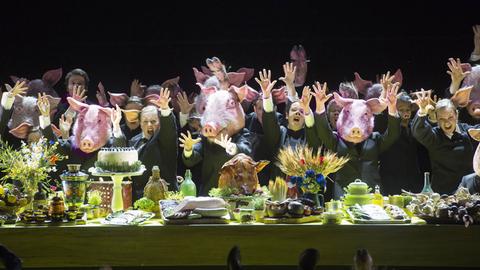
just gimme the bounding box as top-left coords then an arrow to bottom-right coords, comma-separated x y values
350,127 -> 363,138
202,122 -> 221,138
80,137 -> 95,152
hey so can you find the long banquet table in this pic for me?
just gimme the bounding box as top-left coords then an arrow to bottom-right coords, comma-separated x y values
0,221 -> 478,268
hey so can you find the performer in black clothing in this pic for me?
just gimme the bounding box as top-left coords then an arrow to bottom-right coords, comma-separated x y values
412,89 -> 479,194
379,92 -> 425,194
307,82 -> 401,198
115,89 -> 178,200
180,86 -> 254,196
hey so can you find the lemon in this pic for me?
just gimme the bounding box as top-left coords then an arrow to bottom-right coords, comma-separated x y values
7,194 -> 17,204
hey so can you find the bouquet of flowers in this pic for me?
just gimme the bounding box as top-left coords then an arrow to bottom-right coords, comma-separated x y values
276,145 -> 349,194
0,137 -> 66,194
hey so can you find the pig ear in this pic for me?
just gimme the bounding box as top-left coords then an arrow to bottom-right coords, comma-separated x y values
461,63 -> 472,72
451,86 -> 473,108
468,128 -> 480,141
366,98 -> 387,114
236,68 -> 255,82
193,67 -> 210,84
144,94 -> 160,105
229,85 -> 249,103
10,76 -> 29,85
67,97 -> 89,112
255,160 -> 270,173
10,76 -> 20,84
352,72 -> 373,96
200,66 -> 213,76
161,76 -> 180,85
271,86 -> 287,104
98,106 -> 113,118
244,86 -> 261,103
42,68 -> 63,86
333,92 -> 354,107
227,72 -> 246,87
392,69 -> 403,88
108,92 -> 129,107
45,95 -> 61,110
196,83 -> 217,97
9,122 -> 32,139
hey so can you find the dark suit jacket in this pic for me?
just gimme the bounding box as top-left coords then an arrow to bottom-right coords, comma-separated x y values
412,114 -> 479,194
182,128 -> 253,196
124,113 -> 178,200
379,125 -> 425,195
256,110 -> 322,185
313,112 -> 401,198
458,173 -> 480,195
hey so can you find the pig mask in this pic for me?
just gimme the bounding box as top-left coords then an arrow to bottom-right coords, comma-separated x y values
200,86 -> 252,141
193,57 -> 254,90
67,97 -> 113,153
468,128 -> 480,176
290,45 -> 309,87
8,95 -> 61,139
11,68 -> 62,98
333,92 -> 386,144
461,65 -> 480,119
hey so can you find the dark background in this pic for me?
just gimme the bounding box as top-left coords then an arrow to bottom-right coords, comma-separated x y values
1,0 -> 479,99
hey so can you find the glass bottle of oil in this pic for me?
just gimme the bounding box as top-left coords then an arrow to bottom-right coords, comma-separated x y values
372,185 -> 383,207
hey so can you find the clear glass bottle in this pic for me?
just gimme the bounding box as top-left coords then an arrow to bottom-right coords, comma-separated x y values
180,169 -> 197,197
372,185 -> 383,207
421,172 -> 434,194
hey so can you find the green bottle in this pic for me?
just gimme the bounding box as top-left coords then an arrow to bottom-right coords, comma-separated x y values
180,170 -> 197,197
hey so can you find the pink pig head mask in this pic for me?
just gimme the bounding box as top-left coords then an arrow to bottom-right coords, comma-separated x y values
333,92 -> 386,144
200,86 -> 254,142
67,97 -> 113,153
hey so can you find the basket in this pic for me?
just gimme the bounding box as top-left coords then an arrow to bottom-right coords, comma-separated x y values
88,181 -> 133,213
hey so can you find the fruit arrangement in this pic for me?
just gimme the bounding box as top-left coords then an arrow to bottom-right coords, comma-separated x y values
0,184 -> 29,224
405,187 -> 480,227
265,198 -> 323,219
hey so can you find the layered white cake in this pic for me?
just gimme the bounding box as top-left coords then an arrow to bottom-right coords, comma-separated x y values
95,147 -> 141,172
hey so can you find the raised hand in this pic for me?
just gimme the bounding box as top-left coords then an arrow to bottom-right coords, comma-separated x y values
214,133 -> 237,155
150,87 -> 171,110
380,71 -> 396,99
382,82 -> 400,114
176,91 -> 194,114
96,82 -> 109,107
179,131 -> 202,152
37,93 -> 50,117
59,113 -> 73,139
311,81 -> 332,114
299,86 -> 312,115
473,25 -> 480,56
71,84 -> 87,102
412,89 -> 433,114
130,79 -> 144,97
111,104 -> 122,128
7,81 -> 28,98
279,62 -> 296,87
447,58 -> 470,85
255,69 -> 277,99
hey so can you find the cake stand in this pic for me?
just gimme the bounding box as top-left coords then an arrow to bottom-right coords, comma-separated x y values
89,166 -> 146,212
